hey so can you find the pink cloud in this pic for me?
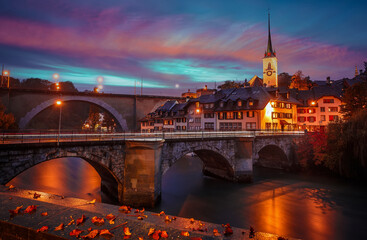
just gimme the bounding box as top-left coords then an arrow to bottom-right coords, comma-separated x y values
0,12 -> 364,80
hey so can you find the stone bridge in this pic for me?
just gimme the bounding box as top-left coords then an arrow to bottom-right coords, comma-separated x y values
0,88 -> 181,131
0,135 -> 301,207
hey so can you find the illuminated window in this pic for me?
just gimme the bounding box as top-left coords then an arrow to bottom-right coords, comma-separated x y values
323,99 -> 334,103
238,100 -> 242,107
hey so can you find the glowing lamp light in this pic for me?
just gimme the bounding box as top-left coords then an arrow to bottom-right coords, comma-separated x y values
53,73 -> 59,80
271,101 -> 275,106
309,109 -> 312,113
3,70 -> 9,76
311,101 -> 315,105
56,82 -> 59,86
56,100 -> 62,105
265,102 -> 273,117
98,85 -> 103,90
85,124 -> 90,128
56,86 -> 60,90
175,84 -> 179,88
97,76 -> 104,83
196,108 -> 201,114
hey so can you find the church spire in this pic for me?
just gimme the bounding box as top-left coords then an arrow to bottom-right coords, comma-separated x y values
265,11 -> 276,58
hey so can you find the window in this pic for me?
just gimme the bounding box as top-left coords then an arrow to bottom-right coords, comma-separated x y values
249,100 -> 254,106
238,100 -> 242,107
219,122 -> 242,130
320,107 -> 325,112
247,111 -> 254,118
286,113 -> 292,119
204,113 -> 214,118
272,123 -> 278,130
308,109 -> 316,114
328,107 -> 338,112
189,110 -> 194,115
195,117 -> 201,123
204,122 -> 214,130
329,115 -> 339,121
298,117 -> 306,122
236,112 -> 243,119
218,112 -> 224,120
176,118 -> 181,123
323,99 -> 334,103
195,126 -> 201,130
220,102 -> 224,107
308,116 -> 316,122
272,112 -> 278,119
210,103 -> 214,108
246,122 -> 256,130
182,118 -> 186,122
196,102 -> 200,107
182,126 -> 187,130
176,126 -> 181,130
265,123 -> 271,130
189,118 -> 194,123
286,103 -> 291,109
227,112 -> 234,119
321,115 -> 326,121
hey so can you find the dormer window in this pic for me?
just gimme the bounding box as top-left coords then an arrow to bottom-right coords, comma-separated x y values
249,100 -> 254,106
237,100 -> 242,107
220,102 -> 224,107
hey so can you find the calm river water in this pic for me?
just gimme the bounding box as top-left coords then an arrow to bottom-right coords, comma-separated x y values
7,156 -> 367,240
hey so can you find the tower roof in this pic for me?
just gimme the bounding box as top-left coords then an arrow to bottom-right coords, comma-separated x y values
265,12 -> 276,58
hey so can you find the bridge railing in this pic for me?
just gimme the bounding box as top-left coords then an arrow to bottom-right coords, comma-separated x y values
0,130 -> 304,145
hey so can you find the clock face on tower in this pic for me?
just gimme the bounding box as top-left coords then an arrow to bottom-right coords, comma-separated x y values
266,71 -> 273,76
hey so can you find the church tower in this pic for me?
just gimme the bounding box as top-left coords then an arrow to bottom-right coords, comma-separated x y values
263,12 -> 278,87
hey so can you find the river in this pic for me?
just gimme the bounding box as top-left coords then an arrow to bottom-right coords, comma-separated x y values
7,156 -> 367,240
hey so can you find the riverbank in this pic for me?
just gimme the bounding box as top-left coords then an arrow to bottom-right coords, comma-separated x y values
0,185 -> 297,240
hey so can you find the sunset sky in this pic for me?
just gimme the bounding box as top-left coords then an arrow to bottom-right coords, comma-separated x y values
0,0 -> 366,95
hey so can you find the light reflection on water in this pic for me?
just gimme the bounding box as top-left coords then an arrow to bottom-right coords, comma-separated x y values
7,156 -> 367,240
8,157 -> 101,202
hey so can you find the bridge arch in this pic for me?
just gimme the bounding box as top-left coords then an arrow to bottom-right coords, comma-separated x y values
18,96 -> 128,130
256,144 -> 288,169
2,145 -> 125,203
161,141 -> 235,181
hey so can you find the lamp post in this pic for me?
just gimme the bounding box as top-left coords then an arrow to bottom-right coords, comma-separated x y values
3,70 -> 10,88
53,73 -> 60,91
56,100 -> 62,146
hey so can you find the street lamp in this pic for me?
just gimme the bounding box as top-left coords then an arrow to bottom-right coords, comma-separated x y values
3,70 -> 10,88
56,100 -> 62,146
53,73 -> 60,91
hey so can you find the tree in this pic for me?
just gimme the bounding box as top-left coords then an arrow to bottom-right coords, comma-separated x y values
289,71 -> 312,90
87,105 -> 101,130
0,103 -> 17,129
102,111 -> 116,132
341,80 -> 367,119
50,81 -> 78,92
278,72 -> 292,88
20,78 -> 51,90
218,80 -> 243,90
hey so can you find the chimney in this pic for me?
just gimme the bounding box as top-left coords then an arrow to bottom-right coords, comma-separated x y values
275,89 -> 279,97
326,76 -> 331,85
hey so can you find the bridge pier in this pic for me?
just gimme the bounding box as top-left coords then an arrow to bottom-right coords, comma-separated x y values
123,140 -> 164,207
233,138 -> 253,182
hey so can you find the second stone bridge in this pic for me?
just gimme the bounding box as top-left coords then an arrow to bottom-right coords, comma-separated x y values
0,135 -> 299,207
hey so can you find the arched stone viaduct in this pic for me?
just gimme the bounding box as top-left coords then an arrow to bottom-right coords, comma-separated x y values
0,88 -> 180,131
0,135 -> 300,207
